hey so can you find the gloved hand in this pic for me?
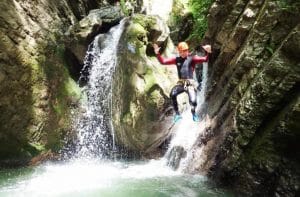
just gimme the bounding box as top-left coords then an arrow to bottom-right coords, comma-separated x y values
202,45 -> 212,53
153,43 -> 161,54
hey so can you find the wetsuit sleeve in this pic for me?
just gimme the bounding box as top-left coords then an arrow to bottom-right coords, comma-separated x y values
156,53 -> 176,65
192,52 -> 209,64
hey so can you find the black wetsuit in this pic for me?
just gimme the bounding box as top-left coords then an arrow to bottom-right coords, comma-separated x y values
157,53 -> 208,115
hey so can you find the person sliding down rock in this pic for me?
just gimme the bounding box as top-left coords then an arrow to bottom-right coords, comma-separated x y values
153,42 -> 212,123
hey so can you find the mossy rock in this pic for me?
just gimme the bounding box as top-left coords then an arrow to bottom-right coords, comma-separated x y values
112,14 -> 176,154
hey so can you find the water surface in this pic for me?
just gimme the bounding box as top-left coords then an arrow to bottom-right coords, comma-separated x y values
0,159 -> 232,197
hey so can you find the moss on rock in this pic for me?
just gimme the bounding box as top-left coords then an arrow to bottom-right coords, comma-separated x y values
112,15 -> 176,154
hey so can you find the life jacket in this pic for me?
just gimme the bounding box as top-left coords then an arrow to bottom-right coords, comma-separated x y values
175,55 -> 193,79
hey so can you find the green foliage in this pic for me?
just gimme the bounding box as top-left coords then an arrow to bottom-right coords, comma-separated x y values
277,0 -> 300,13
120,0 -> 136,16
188,0 -> 214,41
169,0 -> 188,26
23,142 -> 46,157
132,14 -> 156,31
120,0 -> 129,16
265,46 -> 274,55
126,14 -> 157,55
265,38 -> 275,55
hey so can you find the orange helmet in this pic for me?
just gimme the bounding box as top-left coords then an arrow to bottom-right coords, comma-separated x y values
177,42 -> 189,51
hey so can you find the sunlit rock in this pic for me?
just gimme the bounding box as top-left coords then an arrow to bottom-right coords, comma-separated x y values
112,14 -> 177,154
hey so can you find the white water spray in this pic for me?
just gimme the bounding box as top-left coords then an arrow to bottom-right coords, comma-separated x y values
164,62 -> 208,171
143,0 -> 173,21
71,20 -> 126,159
197,62 -> 208,113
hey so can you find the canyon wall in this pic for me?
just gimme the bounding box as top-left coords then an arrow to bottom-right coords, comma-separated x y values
0,0 -> 115,165
187,0 -> 299,196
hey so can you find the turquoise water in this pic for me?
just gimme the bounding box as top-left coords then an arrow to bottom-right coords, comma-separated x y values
0,159 -> 232,197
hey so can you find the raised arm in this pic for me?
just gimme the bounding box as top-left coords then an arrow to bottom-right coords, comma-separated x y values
153,44 -> 176,65
192,45 -> 212,64
192,52 -> 209,63
156,54 -> 176,65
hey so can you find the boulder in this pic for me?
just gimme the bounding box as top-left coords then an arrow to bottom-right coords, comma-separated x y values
166,146 -> 186,170
112,14 -> 177,154
65,5 -> 124,67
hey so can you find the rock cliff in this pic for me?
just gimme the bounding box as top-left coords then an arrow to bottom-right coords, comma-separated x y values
186,0 -> 300,196
0,0 -> 115,165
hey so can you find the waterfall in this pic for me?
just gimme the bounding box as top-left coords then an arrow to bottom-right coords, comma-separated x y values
143,0 -> 173,21
164,62 -> 208,171
196,62 -> 208,115
70,20 -> 126,159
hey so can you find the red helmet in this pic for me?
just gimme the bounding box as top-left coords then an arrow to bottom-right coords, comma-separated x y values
177,42 -> 189,51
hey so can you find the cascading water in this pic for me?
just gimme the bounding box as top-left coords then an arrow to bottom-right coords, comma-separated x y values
196,62 -> 208,115
71,20 -> 126,159
164,62 -> 209,171
143,0 -> 173,21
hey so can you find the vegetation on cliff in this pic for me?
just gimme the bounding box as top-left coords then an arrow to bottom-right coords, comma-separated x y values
188,0 -> 213,41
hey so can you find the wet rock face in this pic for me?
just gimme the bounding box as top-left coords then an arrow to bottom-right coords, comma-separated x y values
187,0 -> 300,196
169,12 -> 194,44
0,0 -> 107,163
166,146 -> 186,170
65,5 -> 124,73
112,14 -> 176,154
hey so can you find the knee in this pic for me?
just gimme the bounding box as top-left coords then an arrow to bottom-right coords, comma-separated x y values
170,89 -> 177,99
190,100 -> 197,106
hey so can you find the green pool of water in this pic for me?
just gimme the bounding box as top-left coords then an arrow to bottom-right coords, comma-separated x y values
0,159 -> 232,197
